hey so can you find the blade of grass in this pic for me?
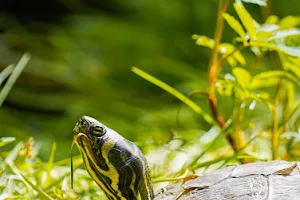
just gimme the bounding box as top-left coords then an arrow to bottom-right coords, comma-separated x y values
2,195 -> 31,200
152,169 -> 190,183
6,162 -> 54,200
0,137 -> 16,147
70,138 -> 76,189
5,142 -> 24,164
131,67 -> 216,125
45,142 -> 56,188
0,64 -> 14,86
219,132 -> 261,168
44,162 -> 83,190
188,121 -> 234,170
54,155 -> 82,166
190,155 -> 232,170
0,53 -> 31,108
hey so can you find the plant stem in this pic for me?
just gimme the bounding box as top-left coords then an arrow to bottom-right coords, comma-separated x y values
207,0 -> 229,127
250,51 -> 266,74
207,0 -> 234,148
272,80 -> 281,159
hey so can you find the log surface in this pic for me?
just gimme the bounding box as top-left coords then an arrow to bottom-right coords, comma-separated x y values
154,161 -> 300,200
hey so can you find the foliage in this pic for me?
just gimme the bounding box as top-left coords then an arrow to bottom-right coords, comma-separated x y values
134,0 -> 300,165
0,137 -> 99,199
0,0 -> 299,199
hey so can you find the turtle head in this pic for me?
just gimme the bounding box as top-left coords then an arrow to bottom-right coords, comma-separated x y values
73,116 -> 107,137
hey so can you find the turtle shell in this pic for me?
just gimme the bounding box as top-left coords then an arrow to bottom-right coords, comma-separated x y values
154,161 -> 300,200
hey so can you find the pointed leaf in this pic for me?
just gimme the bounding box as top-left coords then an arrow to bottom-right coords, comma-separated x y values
233,51 -> 246,65
0,137 -> 16,147
223,13 -> 246,39
250,77 -> 278,90
5,142 -> 24,164
219,43 -> 246,66
256,31 -> 274,41
285,64 -> 300,78
279,16 -> 300,30
45,142 -> 56,188
219,43 -> 235,54
0,65 -> 14,86
0,53 -> 31,108
227,56 -> 238,67
192,35 -> 215,49
250,70 -> 300,90
234,3 -> 257,40
282,81 -> 295,113
233,67 -> 252,88
265,15 -> 279,24
280,55 -> 300,78
132,67 -> 216,125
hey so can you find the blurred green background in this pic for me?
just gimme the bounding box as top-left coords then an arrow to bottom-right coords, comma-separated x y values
0,0 -> 299,160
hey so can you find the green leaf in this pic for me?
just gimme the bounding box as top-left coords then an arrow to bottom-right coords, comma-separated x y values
280,55 -> 300,78
279,16 -> 300,30
131,67 -> 216,125
250,70 -> 300,90
282,81 -> 295,113
233,51 -> 246,66
216,79 -> 234,96
0,137 -> 16,147
0,65 -> 14,86
226,56 -> 237,67
45,142 -> 56,188
0,53 -> 31,108
192,35 -> 215,49
223,13 -> 246,39
233,67 -> 252,88
5,162 -> 55,200
219,43 -> 246,66
265,15 -> 279,24
234,3 -> 257,40
5,142 -> 23,164
219,43 -> 235,54
285,35 -> 300,47
256,31 -> 274,41
241,0 -> 267,6
250,71 -> 281,90
285,64 -> 300,78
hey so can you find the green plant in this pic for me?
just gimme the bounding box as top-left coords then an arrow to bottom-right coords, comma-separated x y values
1,0 -> 299,199
133,0 -> 300,168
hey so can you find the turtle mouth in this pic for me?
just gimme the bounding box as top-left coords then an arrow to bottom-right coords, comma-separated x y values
73,120 -> 89,135
73,132 -> 90,150
73,123 -> 80,135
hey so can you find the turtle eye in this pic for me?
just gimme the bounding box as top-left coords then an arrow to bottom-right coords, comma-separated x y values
92,126 -> 105,136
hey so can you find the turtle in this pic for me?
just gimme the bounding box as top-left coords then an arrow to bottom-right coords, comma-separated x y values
73,116 -> 300,200
73,116 -> 154,200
